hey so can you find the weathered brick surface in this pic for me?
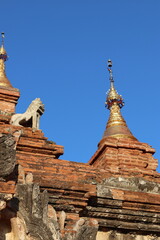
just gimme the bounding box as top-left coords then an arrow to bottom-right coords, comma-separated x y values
89,137 -> 158,179
0,181 -> 16,194
0,86 -> 20,114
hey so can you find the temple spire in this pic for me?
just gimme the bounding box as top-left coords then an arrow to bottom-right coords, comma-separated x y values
102,60 -> 137,140
0,33 -> 13,88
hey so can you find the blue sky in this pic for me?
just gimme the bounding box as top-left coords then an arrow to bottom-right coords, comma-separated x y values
1,1 -> 160,171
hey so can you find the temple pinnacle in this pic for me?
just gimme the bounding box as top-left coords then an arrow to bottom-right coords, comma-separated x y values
0,32 -> 12,88
105,60 -> 124,109
101,60 -> 137,140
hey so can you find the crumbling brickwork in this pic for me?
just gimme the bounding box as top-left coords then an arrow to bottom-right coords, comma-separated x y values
0,125 -> 160,240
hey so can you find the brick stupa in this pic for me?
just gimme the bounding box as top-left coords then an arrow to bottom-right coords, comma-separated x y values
0,38 -> 160,240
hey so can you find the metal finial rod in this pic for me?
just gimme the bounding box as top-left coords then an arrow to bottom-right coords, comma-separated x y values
0,33 -> 8,61
1,32 -> 5,46
107,59 -> 114,87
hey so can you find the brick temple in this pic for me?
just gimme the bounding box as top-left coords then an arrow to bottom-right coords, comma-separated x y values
0,35 -> 160,240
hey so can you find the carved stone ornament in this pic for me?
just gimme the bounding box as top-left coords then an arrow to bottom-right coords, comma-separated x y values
0,133 -> 16,177
10,98 -> 45,129
97,176 -> 160,197
15,170 -> 99,240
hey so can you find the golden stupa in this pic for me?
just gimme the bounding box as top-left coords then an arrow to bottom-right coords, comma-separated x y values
103,60 -> 137,140
0,33 -> 13,88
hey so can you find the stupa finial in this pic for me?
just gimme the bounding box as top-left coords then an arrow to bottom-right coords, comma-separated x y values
1,32 -> 4,45
107,59 -> 114,87
0,32 -> 12,88
101,59 -> 136,140
105,59 -> 124,109
0,32 -> 7,58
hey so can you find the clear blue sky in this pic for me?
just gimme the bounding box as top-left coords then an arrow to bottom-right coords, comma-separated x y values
1,1 -> 160,171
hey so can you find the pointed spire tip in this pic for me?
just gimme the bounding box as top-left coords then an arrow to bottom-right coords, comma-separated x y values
0,32 -> 7,60
105,59 -> 124,109
0,32 -> 12,88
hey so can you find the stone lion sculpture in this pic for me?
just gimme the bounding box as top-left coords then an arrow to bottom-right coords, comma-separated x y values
10,98 -> 45,130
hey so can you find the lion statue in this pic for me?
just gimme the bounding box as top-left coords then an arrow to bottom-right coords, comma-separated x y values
10,98 -> 45,130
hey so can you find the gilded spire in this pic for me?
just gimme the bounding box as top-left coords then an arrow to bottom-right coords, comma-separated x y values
0,33 -> 13,88
102,60 -> 137,140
